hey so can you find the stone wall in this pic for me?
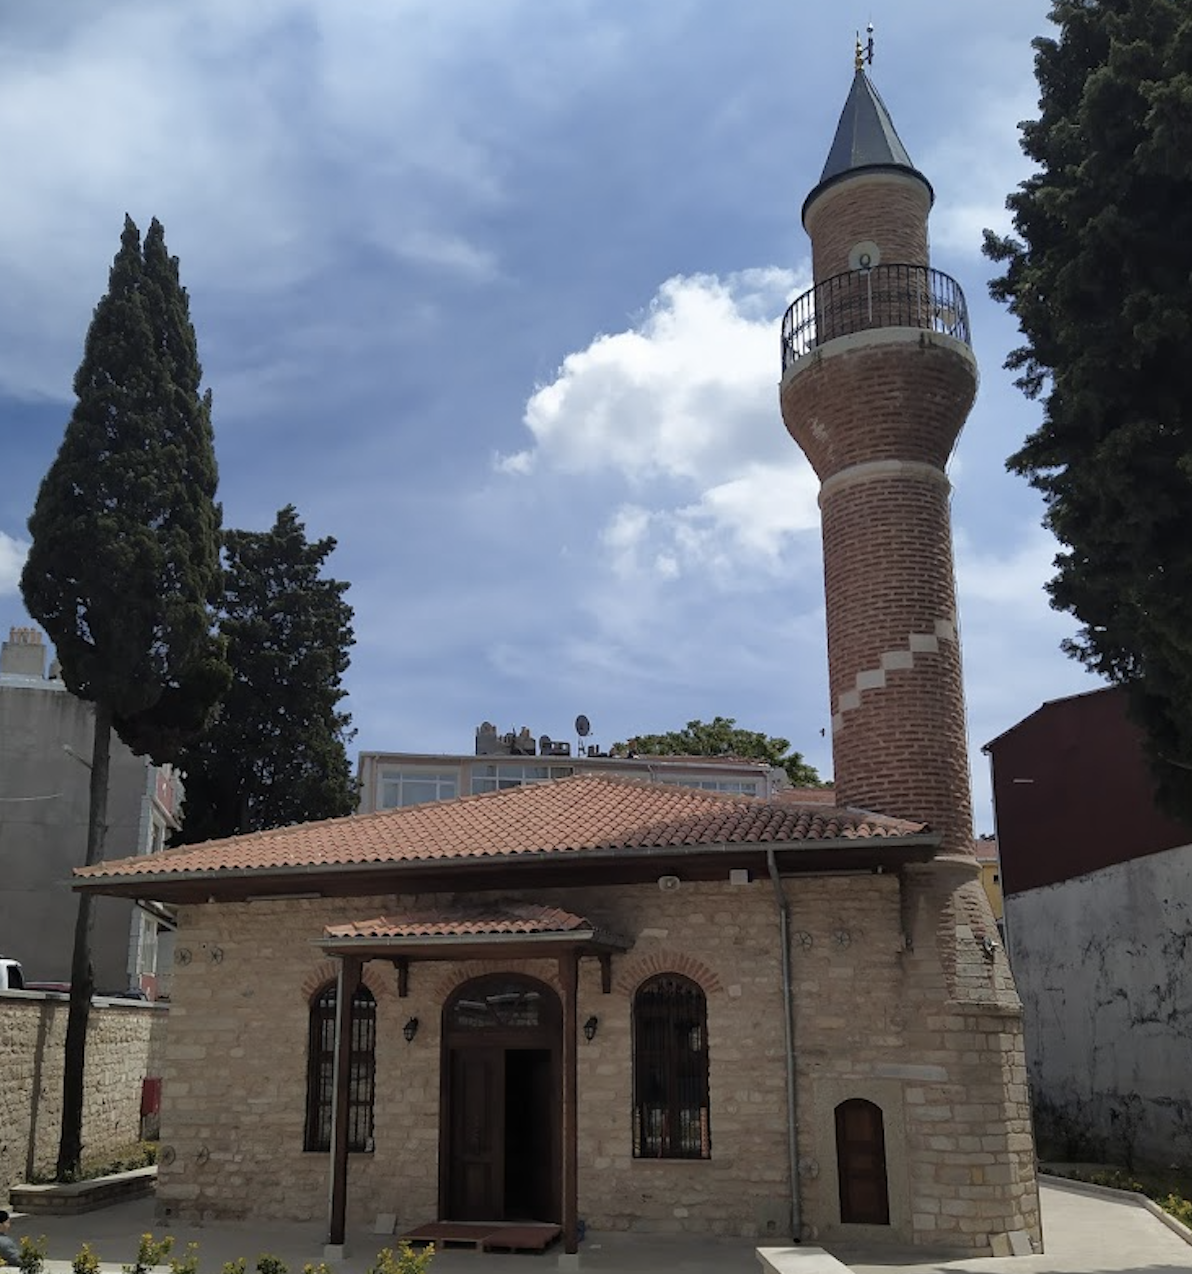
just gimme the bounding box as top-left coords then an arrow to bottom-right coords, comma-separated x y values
155,863 -> 1037,1251
0,993 -> 168,1193
1006,842 -> 1192,1168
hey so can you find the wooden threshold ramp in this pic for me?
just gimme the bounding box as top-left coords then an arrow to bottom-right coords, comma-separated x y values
400,1221 -> 562,1253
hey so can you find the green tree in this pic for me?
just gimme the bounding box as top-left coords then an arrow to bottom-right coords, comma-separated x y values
20,215 -> 229,1179
611,716 -> 825,787
984,0 -> 1192,821
173,506 -> 357,844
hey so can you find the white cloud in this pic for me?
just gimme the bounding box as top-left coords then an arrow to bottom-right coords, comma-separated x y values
0,532 -> 29,596
926,85 -> 1040,258
500,268 -> 818,581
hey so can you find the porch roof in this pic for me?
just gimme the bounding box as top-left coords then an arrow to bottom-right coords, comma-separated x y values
318,903 -> 632,960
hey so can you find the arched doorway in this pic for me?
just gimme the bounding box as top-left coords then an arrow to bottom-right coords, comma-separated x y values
441,974 -> 561,1223
835,1098 -> 890,1225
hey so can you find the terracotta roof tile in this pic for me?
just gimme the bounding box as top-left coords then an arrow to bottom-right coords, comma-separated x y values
327,904 -> 592,939
77,774 -> 929,883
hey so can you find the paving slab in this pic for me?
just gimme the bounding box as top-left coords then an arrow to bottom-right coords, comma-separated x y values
831,1180 -> 1192,1274
5,1181 -> 1188,1274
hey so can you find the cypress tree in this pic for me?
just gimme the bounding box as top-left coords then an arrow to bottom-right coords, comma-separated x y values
20,215 -> 229,1179
173,506 -> 357,845
984,1 -> 1192,821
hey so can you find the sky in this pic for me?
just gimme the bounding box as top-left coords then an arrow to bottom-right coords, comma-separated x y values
0,1 -> 1101,834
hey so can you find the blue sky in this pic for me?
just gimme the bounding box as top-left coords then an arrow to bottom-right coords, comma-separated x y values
0,1 -> 1099,832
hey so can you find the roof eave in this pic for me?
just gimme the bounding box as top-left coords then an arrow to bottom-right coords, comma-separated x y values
72,832 -> 941,901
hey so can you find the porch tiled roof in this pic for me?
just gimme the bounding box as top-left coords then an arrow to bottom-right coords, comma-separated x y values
76,773 -> 929,884
326,904 -> 592,939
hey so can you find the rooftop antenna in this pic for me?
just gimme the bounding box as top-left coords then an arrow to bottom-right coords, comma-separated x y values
855,22 -> 874,72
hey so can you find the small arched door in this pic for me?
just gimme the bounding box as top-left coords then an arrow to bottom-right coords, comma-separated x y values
835,1098 -> 890,1225
441,975 -> 561,1223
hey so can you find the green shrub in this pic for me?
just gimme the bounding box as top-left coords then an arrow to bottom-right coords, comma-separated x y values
366,1243 -> 435,1274
1158,1192 -> 1192,1228
124,1233 -> 174,1274
31,1141 -> 158,1185
17,1235 -> 47,1274
221,1261 -> 247,1274
256,1256 -> 289,1274
72,1244 -> 101,1274
170,1244 -> 200,1274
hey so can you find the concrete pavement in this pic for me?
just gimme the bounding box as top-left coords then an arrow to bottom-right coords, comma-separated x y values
6,1180 -> 1189,1274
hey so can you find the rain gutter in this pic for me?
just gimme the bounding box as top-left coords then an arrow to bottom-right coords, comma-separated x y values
73,833 -> 941,892
767,848 -> 801,1241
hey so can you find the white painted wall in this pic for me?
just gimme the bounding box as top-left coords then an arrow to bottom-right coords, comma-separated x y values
1005,842 -> 1192,1167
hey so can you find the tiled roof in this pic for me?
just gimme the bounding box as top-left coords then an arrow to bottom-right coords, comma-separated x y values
327,904 -> 592,939
76,774 -> 929,884
972,838 -> 1000,863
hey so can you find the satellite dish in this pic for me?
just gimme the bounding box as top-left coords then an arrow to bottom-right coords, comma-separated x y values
575,714 -> 591,738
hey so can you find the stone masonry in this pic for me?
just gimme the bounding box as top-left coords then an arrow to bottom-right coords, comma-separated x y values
155,874 -> 1036,1249
0,994 -> 167,1192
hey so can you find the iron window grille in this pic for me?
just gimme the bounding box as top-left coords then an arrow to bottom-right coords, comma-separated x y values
304,982 -> 376,1153
632,973 -> 710,1159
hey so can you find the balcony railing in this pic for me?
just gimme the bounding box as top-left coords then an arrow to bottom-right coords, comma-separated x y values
781,264 -> 971,374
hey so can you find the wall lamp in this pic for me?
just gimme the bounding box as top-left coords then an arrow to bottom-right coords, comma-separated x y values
403,1017 -> 420,1043
583,1015 -> 599,1042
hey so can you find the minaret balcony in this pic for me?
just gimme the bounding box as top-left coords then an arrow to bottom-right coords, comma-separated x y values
780,264 -> 971,375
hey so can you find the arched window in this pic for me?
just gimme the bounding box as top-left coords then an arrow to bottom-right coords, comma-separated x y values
632,973 -> 710,1159
304,981 -> 376,1152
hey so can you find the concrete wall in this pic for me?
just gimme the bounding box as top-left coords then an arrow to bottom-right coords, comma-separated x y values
0,681 -> 154,989
154,865 -> 1037,1251
1005,842 -> 1192,1168
0,992 -> 168,1193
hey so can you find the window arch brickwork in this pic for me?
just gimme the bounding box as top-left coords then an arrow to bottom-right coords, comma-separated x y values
616,950 -> 723,997
304,981 -> 377,1153
632,973 -> 711,1159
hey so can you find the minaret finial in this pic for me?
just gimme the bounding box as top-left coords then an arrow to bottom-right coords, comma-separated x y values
854,22 -> 875,72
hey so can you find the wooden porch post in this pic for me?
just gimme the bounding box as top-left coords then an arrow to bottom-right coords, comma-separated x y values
560,949 -> 580,1253
327,955 -> 362,1249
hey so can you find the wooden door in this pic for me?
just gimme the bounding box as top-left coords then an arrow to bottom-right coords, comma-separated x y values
442,975 -> 562,1223
447,1048 -> 504,1220
835,1098 -> 890,1225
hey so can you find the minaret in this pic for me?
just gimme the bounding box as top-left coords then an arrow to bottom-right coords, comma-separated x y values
780,52 -> 976,857
779,54 -> 1041,1253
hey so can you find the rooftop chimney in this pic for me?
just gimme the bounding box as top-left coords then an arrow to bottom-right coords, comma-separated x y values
1,627 -> 48,678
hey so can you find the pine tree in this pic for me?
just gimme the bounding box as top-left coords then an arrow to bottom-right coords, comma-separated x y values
173,505 -> 357,844
20,215 -> 229,1179
984,1 -> 1192,821
612,716 -> 824,787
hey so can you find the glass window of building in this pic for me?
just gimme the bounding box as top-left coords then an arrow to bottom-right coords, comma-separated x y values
379,770 -> 458,809
470,763 -> 572,794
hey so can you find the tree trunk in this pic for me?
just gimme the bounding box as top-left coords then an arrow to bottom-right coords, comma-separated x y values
56,700 -> 112,1181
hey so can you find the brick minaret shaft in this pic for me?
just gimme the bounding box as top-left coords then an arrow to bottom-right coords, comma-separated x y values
780,69 -> 977,856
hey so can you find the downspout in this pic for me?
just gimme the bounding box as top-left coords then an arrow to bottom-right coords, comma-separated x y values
767,849 -> 801,1241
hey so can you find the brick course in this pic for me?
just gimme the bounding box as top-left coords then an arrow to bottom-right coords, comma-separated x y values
805,174 -> 931,279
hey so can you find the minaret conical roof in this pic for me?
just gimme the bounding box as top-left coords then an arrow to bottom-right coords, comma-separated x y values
802,69 -> 933,224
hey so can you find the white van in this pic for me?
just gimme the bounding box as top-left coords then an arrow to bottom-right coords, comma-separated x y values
0,956 -> 26,991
